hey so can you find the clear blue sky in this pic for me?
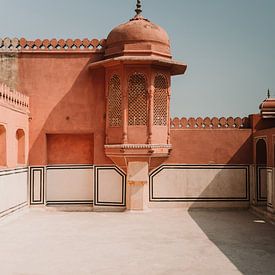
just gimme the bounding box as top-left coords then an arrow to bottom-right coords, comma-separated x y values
1,0 -> 274,118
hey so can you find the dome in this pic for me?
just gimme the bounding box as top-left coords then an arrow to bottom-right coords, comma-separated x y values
105,15 -> 171,59
259,97 -> 275,118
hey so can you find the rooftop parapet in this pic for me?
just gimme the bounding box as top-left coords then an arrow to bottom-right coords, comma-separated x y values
0,37 -> 106,52
170,117 -> 250,129
0,82 -> 29,113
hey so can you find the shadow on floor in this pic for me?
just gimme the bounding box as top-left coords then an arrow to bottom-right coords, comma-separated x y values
188,210 -> 275,275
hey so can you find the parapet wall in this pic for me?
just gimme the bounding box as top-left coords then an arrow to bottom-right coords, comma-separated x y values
0,37 -> 106,52
0,82 -> 29,113
171,116 -> 250,129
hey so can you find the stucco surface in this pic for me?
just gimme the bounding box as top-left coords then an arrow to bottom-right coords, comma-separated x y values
169,129 -> 252,164
0,208 -> 274,274
18,53 -> 110,166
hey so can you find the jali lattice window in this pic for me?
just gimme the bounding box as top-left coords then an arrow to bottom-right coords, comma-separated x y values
128,73 -> 147,126
108,75 -> 122,127
154,74 -> 168,126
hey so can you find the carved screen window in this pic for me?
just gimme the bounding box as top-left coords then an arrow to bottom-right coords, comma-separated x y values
154,74 -> 168,126
108,74 -> 122,127
128,73 -> 147,126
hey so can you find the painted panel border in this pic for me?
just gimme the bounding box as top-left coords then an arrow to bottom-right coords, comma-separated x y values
94,166 -> 126,207
45,164 -> 94,205
149,164 -> 250,202
257,166 -> 268,202
0,167 -> 28,176
29,166 -> 45,205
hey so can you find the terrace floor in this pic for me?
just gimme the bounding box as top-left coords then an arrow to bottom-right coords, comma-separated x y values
0,208 -> 274,275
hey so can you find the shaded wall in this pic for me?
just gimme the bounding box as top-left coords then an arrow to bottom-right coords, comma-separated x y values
18,52 -> 111,165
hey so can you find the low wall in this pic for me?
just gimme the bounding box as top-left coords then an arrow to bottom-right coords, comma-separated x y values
0,167 -> 28,217
29,165 -> 94,205
29,165 -> 126,208
149,164 -> 250,208
27,163 -> 252,209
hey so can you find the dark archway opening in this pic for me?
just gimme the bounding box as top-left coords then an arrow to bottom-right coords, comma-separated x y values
256,139 -> 267,203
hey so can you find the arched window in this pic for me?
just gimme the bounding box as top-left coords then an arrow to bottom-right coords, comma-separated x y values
256,139 -> 267,165
256,138 -> 267,201
16,129 -> 25,164
128,73 -> 147,126
153,74 -> 168,126
108,75 -> 122,127
0,125 -> 7,166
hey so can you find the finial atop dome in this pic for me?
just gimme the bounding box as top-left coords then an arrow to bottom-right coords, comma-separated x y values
131,0 -> 147,20
135,0 -> 142,16
267,88 -> 270,98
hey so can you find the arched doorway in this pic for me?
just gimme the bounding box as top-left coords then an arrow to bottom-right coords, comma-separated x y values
0,125 -> 7,166
256,139 -> 267,203
16,129 -> 25,165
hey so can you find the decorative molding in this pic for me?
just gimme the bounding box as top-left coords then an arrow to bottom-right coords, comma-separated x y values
0,166 -> 28,176
104,144 -> 172,149
170,117 -> 250,129
0,37 -> 106,52
46,164 -> 93,170
0,202 -> 27,218
29,166 -> 44,205
149,164 -> 250,202
46,200 -> 93,205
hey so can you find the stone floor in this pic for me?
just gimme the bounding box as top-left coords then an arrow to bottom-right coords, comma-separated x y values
0,208 -> 274,275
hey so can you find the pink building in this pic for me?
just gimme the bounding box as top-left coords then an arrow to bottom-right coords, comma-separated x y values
0,2 -> 274,222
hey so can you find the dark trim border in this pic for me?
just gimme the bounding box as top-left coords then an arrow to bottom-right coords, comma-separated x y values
46,200 -> 93,205
256,166 -> 268,202
30,166 -> 44,205
0,167 -> 28,176
0,202 -> 27,218
149,164 -> 250,202
94,166 -> 126,207
46,164 -> 93,170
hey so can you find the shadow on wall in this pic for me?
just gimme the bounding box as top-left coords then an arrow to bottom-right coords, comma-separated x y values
187,136 -> 252,207
150,128 -> 253,205
27,56 -> 111,165
188,210 -> 275,274
186,138 -> 275,274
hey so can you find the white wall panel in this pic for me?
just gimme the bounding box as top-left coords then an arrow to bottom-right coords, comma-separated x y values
46,165 -> 93,204
94,166 -> 126,207
150,165 -> 249,202
0,168 -> 27,216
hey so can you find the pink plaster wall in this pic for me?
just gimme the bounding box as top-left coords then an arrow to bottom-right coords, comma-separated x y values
18,52 -> 112,165
15,51 -> 255,167
47,133 -> 94,164
0,105 -> 29,167
167,129 -> 252,164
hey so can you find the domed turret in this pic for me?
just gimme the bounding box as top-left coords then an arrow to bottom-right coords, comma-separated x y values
260,90 -> 275,118
88,0 -> 187,210
105,15 -> 171,59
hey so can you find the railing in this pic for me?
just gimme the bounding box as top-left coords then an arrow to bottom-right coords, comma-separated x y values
0,83 -> 29,113
170,117 -> 250,129
0,37 -> 106,52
